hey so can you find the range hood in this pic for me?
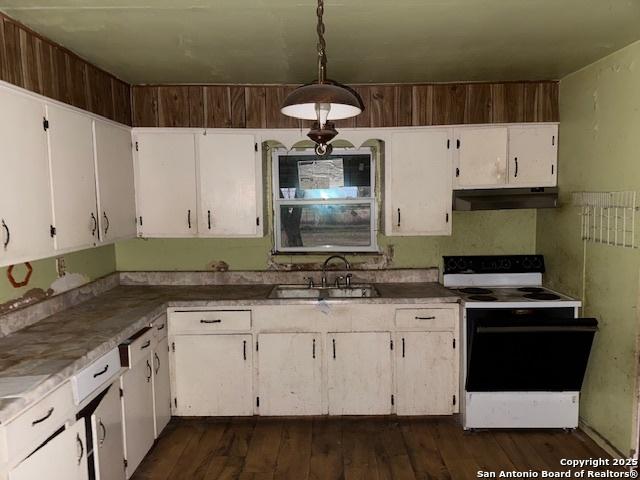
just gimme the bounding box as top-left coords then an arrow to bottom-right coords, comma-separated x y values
453,187 -> 558,211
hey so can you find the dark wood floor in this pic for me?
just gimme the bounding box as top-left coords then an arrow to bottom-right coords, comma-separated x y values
132,416 -> 617,480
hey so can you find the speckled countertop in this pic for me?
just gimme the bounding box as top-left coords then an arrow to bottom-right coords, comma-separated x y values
0,282 -> 458,424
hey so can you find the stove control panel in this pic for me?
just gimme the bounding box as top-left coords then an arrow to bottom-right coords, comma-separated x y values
443,255 -> 545,274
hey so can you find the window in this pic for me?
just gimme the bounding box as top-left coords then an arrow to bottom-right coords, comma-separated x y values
272,147 -> 377,252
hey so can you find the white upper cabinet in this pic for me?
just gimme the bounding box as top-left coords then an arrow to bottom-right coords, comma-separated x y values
197,133 -> 261,236
453,126 -> 508,189
47,104 -> 99,251
507,124 -> 558,187
387,130 -> 452,236
94,120 -> 136,243
0,88 -> 54,267
134,132 -> 197,237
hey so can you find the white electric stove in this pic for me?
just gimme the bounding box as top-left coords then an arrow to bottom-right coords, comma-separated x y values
443,255 -> 597,430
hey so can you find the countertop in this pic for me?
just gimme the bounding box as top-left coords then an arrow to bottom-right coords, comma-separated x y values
0,282 -> 458,424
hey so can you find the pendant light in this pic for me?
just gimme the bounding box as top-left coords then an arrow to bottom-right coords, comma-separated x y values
281,0 -> 363,155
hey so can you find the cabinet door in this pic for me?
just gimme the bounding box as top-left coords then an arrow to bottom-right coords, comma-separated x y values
172,334 -> 253,416
134,132 -> 197,237
95,120 -> 136,243
453,127 -> 508,189
388,130 -> 452,235
197,133 -> 260,236
327,332 -> 392,415
121,356 -> 155,478
152,334 -> 171,437
257,333 -> 322,416
92,383 -> 126,480
9,418 -> 88,480
395,332 -> 456,415
0,88 -> 54,267
508,125 -> 558,187
47,104 -> 98,251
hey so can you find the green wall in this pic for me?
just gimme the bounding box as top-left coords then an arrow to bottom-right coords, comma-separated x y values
0,245 -> 117,308
537,40 -> 640,455
115,210 -> 537,271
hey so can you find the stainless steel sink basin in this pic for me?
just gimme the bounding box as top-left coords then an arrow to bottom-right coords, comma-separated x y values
268,284 -> 379,300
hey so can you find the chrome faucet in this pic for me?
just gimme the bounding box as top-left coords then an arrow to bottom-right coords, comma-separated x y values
321,255 -> 351,287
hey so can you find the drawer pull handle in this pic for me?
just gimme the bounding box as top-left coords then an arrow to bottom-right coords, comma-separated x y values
243,340 -> 247,361
200,319 -> 222,324
157,323 -> 166,331
141,340 -> 151,350
154,352 -> 160,375
2,220 -> 9,248
146,360 -> 152,382
402,337 -> 405,358
93,364 -> 109,378
98,420 -> 106,446
91,212 -> 98,236
31,407 -> 54,426
77,433 -> 84,465
415,316 -> 436,320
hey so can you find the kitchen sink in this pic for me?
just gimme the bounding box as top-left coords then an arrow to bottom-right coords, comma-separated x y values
268,284 -> 380,300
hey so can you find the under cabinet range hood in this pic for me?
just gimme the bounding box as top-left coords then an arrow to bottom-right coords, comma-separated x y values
453,187 -> 558,211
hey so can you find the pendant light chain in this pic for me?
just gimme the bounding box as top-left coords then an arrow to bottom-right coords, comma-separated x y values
316,0 -> 327,83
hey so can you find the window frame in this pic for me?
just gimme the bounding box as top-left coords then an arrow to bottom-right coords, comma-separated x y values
271,147 -> 378,253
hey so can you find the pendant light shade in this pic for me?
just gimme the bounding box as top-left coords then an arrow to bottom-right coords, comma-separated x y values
280,0 -> 363,154
281,82 -> 363,121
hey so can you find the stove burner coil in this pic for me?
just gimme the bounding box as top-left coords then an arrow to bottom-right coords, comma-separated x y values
468,295 -> 499,302
517,287 -> 544,293
459,287 -> 493,295
523,292 -> 561,300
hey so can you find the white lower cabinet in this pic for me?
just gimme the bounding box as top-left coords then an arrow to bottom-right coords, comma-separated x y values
121,349 -> 155,478
257,333 -> 322,416
152,333 -> 171,437
168,304 -> 458,419
395,331 -> 456,415
327,332 -> 393,415
91,384 -> 126,480
9,418 -> 88,480
172,334 -> 253,416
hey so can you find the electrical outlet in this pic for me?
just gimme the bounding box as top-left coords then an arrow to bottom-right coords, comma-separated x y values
56,257 -> 67,277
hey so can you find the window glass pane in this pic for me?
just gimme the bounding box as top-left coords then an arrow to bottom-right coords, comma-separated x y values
278,154 -> 372,200
279,204 -> 372,249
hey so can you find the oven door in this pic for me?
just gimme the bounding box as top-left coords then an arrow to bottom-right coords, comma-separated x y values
466,316 -> 597,392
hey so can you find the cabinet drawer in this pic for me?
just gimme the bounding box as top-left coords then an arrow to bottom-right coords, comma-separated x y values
170,310 -> 251,334
4,381 -> 74,466
71,348 -> 121,405
395,308 -> 455,330
121,328 -> 154,367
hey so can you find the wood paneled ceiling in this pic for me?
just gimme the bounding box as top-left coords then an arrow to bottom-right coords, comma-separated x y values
1,0 -> 639,85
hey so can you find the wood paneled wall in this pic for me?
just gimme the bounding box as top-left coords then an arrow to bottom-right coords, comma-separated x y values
0,13 -> 131,125
132,81 -> 558,129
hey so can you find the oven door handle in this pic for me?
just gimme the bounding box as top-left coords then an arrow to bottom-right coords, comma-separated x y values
476,325 -> 598,334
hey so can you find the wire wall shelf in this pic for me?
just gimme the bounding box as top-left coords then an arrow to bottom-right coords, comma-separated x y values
572,191 -> 638,249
